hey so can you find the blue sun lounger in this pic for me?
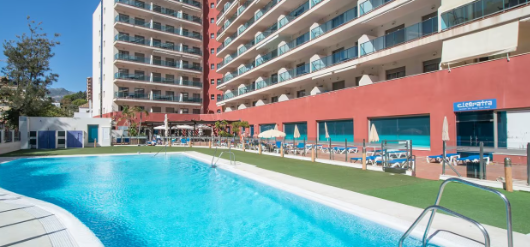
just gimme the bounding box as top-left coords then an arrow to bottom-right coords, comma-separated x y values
454,155 -> 489,165
333,146 -> 358,154
426,153 -> 460,163
350,156 -> 379,164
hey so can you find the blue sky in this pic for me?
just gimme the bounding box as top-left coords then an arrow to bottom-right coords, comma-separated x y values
0,0 -> 101,92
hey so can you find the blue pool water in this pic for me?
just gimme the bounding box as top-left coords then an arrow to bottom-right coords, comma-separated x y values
0,155 -> 430,247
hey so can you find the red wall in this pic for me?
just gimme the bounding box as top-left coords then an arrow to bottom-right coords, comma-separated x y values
200,54 -> 530,154
202,0 -> 223,114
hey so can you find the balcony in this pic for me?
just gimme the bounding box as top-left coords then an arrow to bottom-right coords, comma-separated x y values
115,16 -> 203,40
311,46 -> 358,71
115,92 -> 202,104
115,0 -> 202,24
178,0 -> 201,9
217,0 -> 256,37
360,17 -> 438,56
114,54 -> 202,73
311,7 -> 358,39
441,0 -> 529,30
359,0 -> 394,15
114,53 -> 151,64
114,73 -> 203,88
216,1 -> 234,23
115,34 -> 202,56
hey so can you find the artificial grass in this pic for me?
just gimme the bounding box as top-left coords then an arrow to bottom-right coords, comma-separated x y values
2,146 -> 530,233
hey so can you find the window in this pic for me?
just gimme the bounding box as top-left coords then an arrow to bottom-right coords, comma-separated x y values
193,109 -> 201,114
260,124 -> 275,132
152,107 -> 161,113
385,24 -> 405,48
217,94 -> 221,101
182,108 -> 189,114
332,48 -> 345,64
211,33 -> 214,39
211,94 -> 215,100
166,107 -> 175,113
252,101 -> 257,106
211,48 -> 214,54
211,79 -> 215,84
210,18 -> 214,23
210,3 -> 214,8
386,66 -> 406,80
296,90 -> 305,98
355,76 -> 361,86
296,63 -> 307,76
211,64 -> 215,69
332,81 -> 345,91
318,120 -> 354,142
371,116 -> 431,148
423,58 -> 441,73
217,79 -> 221,85
271,96 -> 278,103
284,122 -> 308,140
271,73 -> 278,84
217,109 -> 221,113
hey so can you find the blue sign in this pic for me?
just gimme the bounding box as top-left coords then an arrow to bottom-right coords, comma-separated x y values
454,99 -> 497,112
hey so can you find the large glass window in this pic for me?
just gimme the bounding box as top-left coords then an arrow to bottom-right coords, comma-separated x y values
318,120 -> 354,142
371,116 -> 431,148
259,124 -> 276,134
284,122 -> 308,141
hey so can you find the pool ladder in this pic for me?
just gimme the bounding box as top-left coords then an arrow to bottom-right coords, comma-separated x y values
210,147 -> 236,168
398,178 -> 513,247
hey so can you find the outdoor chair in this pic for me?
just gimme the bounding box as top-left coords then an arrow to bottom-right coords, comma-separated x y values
426,153 -> 460,163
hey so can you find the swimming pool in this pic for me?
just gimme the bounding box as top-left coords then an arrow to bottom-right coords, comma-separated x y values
0,154 -> 433,247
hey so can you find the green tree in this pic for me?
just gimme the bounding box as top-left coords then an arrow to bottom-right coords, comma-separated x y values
214,120 -> 232,137
231,121 -> 250,137
0,17 -> 61,127
118,106 -> 149,137
71,98 -> 88,106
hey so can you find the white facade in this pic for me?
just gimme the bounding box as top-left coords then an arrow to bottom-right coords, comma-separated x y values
19,116 -> 113,149
214,0 -> 530,112
92,0 -> 204,117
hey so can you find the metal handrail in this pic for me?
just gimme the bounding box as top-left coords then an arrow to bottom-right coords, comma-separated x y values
211,147 -> 236,168
153,144 -> 168,156
399,205 -> 490,247
399,177 -> 513,247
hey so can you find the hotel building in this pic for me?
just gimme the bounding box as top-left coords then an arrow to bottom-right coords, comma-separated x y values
94,0 -> 530,155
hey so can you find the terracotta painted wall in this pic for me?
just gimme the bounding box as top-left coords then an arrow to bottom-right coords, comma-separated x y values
203,0 -> 223,114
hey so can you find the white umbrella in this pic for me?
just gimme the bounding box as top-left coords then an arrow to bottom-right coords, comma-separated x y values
369,124 -> 379,143
274,124 -> 278,130
172,125 -> 194,130
164,114 -> 169,142
197,124 -> 211,130
258,129 -> 286,138
154,125 -> 165,130
294,125 -> 301,139
442,116 -> 450,141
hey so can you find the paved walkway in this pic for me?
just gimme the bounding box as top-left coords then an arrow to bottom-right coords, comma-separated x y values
0,188 -> 102,247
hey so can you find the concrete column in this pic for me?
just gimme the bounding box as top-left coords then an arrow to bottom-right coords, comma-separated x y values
150,72 -> 154,82
150,90 -> 154,100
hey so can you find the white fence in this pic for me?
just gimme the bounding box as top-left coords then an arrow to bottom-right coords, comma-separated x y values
0,130 -> 21,155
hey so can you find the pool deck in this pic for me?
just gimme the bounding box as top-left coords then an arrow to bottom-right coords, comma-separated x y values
185,152 -> 530,247
0,188 -> 103,247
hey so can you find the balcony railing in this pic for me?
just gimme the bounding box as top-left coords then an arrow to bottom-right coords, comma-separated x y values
360,17 -> 438,56
217,1 -> 234,20
278,1 -> 310,29
115,53 -> 151,64
441,0 -> 529,30
237,61 -> 256,75
179,0 -> 201,9
153,6 -> 202,24
278,32 -> 309,55
312,46 -> 358,71
279,64 -> 310,82
116,73 -> 202,87
181,63 -> 203,72
255,48 -> 278,66
115,92 -> 202,103
359,0 -> 394,15
115,35 -> 202,55
115,73 -> 150,82
115,16 -> 202,40
223,91 -> 236,100
116,0 -> 201,24
181,80 -> 203,87
255,22 -> 278,43
311,7 -> 357,39
217,0 -> 255,36
255,77 -> 278,90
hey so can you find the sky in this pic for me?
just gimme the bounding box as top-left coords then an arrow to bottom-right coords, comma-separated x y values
0,0 -> 101,92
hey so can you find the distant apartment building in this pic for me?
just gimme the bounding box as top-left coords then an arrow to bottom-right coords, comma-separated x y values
94,0 -> 530,154
92,0 -> 204,116
86,77 -> 93,102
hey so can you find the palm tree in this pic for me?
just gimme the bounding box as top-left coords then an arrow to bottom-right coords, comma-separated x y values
118,106 -> 149,141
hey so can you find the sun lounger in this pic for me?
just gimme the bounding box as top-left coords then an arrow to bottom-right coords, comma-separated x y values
426,153 -> 460,163
453,155 -> 490,165
333,147 -> 358,154
350,156 -> 380,165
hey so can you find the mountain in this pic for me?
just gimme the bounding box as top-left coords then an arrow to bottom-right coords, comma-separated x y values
48,88 -> 75,102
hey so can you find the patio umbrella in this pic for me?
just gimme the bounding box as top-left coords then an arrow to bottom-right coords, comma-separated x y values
154,125 -> 165,130
173,125 -> 194,130
294,124 -> 301,139
442,116 -> 450,141
164,114 -> 169,144
369,124 -> 379,143
274,124 -> 279,130
258,129 -> 286,138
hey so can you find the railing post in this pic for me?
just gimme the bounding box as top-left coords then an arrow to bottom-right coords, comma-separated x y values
362,139 -> 366,170
504,158 -> 513,192
303,138 -> 306,156
527,143 -> 530,186
479,142 -> 484,180
345,139 -> 348,162
442,140 -> 446,175
329,138 -> 332,160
